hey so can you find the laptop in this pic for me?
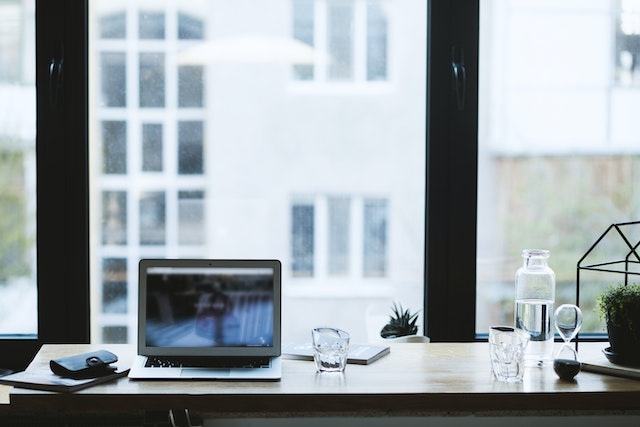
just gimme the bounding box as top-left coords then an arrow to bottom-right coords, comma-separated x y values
128,259 -> 282,380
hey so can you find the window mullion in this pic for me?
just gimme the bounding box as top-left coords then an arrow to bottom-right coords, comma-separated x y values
425,0 -> 479,342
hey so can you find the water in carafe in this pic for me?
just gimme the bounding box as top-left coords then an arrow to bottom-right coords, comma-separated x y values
515,249 -> 555,367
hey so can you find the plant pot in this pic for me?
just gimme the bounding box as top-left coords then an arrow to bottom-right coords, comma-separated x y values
606,319 -> 640,367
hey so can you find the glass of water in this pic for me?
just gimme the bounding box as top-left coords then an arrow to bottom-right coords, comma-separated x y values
312,327 -> 350,373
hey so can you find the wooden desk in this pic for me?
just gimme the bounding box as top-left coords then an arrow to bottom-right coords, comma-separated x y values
2,343 -> 640,418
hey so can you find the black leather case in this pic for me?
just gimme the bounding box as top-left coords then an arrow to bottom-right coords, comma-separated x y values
50,350 -> 118,379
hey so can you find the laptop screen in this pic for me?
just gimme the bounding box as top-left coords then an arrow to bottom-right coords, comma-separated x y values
138,259 -> 281,358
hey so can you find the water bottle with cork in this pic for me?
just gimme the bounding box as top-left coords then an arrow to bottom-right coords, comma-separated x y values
515,249 -> 556,367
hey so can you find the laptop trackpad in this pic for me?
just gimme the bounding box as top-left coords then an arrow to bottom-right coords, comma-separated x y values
180,368 -> 231,378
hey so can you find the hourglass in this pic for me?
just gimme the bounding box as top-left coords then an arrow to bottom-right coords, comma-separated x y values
553,304 -> 583,381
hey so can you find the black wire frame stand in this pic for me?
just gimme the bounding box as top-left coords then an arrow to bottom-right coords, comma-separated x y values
575,220 -> 640,346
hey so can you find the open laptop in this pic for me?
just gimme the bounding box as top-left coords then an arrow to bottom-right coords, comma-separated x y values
128,259 -> 282,380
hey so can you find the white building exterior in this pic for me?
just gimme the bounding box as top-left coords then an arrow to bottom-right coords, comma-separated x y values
89,0 -> 427,344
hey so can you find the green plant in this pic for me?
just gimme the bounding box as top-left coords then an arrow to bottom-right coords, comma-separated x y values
596,283 -> 640,334
0,148 -> 32,283
380,302 -> 419,339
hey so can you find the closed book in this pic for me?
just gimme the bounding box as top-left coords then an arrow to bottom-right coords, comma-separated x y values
0,368 -> 129,393
282,342 -> 390,365
581,353 -> 640,380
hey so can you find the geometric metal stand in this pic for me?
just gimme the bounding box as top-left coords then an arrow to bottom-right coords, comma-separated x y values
576,220 -> 640,344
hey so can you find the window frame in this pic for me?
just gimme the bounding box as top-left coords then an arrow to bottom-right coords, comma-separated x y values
36,0 -> 91,344
425,1 -> 479,342
0,0 -> 90,371
0,0 -> 480,370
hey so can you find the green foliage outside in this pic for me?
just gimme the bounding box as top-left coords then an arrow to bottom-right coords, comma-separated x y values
500,155 -> 640,333
503,156 -> 640,282
0,147 -> 32,284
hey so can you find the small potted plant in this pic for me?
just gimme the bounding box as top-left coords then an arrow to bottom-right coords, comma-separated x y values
596,283 -> 640,366
380,302 -> 420,339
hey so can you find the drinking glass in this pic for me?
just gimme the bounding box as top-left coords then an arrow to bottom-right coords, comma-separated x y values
312,327 -> 350,373
489,326 -> 529,382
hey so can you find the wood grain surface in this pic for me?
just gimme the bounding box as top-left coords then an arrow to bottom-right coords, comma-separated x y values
2,342 -> 639,416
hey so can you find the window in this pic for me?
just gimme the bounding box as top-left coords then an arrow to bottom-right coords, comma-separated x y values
102,121 -> 127,174
328,197 -> 350,275
142,123 -> 163,171
91,2 -> 209,343
363,199 -> 387,277
0,0 -> 37,341
101,191 -> 127,245
617,0 -> 640,85
293,0 -> 315,80
178,12 -> 204,40
89,0 -> 427,345
102,258 -> 127,314
178,190 -> 205,245
139,52 -> 165,108
477,0 -> 640,336
100,11 -> 125,39
292,0 -> 390,83
291,196 -> 388,280
139,192 -> 166,246
178,121 -> 204,174
292,202 -> 315,277
139,11 -> 165,40
100,52 -> 126,107
178,66 -> 204,107
2,1 -> 479,369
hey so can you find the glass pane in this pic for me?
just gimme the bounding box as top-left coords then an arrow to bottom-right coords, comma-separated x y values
367,2 -> 388,81
100,11 -> 126,39
139,11 -> 164,40
139,52 -> 165,108
292,0 -> 315,80
292,203 -> 314,277
178,121 -> 203,174
101,121 -> 127,174
139,191 -> 166,245
178,12 -> 204,40
178,190 -> 205,245
101,191 -> 127,245
328,197 -> 350,276
478,0 -> 638,335
363,198 -> 387,277
90,0 -> 426,344
102,258 -> 127,314
327,0 -> 353,80
0,0 -> 36,336
142,123 -> 163,172
178,65 -> 204,108
100,52 -> 126,107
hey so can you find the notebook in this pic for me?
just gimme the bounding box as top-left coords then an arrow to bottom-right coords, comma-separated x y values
128,259 -> 282,380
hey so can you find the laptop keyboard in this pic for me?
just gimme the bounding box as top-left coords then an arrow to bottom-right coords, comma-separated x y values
145,356 -> 271,369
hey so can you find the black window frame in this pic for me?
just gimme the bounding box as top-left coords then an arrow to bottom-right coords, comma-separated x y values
0,0 -> 479,370
426,1 -> 479,342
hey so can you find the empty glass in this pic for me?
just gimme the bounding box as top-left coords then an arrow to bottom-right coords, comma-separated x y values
489,326 -> 530,383
312,327 -> 350,373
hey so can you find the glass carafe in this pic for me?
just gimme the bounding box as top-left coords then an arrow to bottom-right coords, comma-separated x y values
515,249 -> 556,367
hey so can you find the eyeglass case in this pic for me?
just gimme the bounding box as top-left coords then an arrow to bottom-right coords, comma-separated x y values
50,350 -> 118,379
